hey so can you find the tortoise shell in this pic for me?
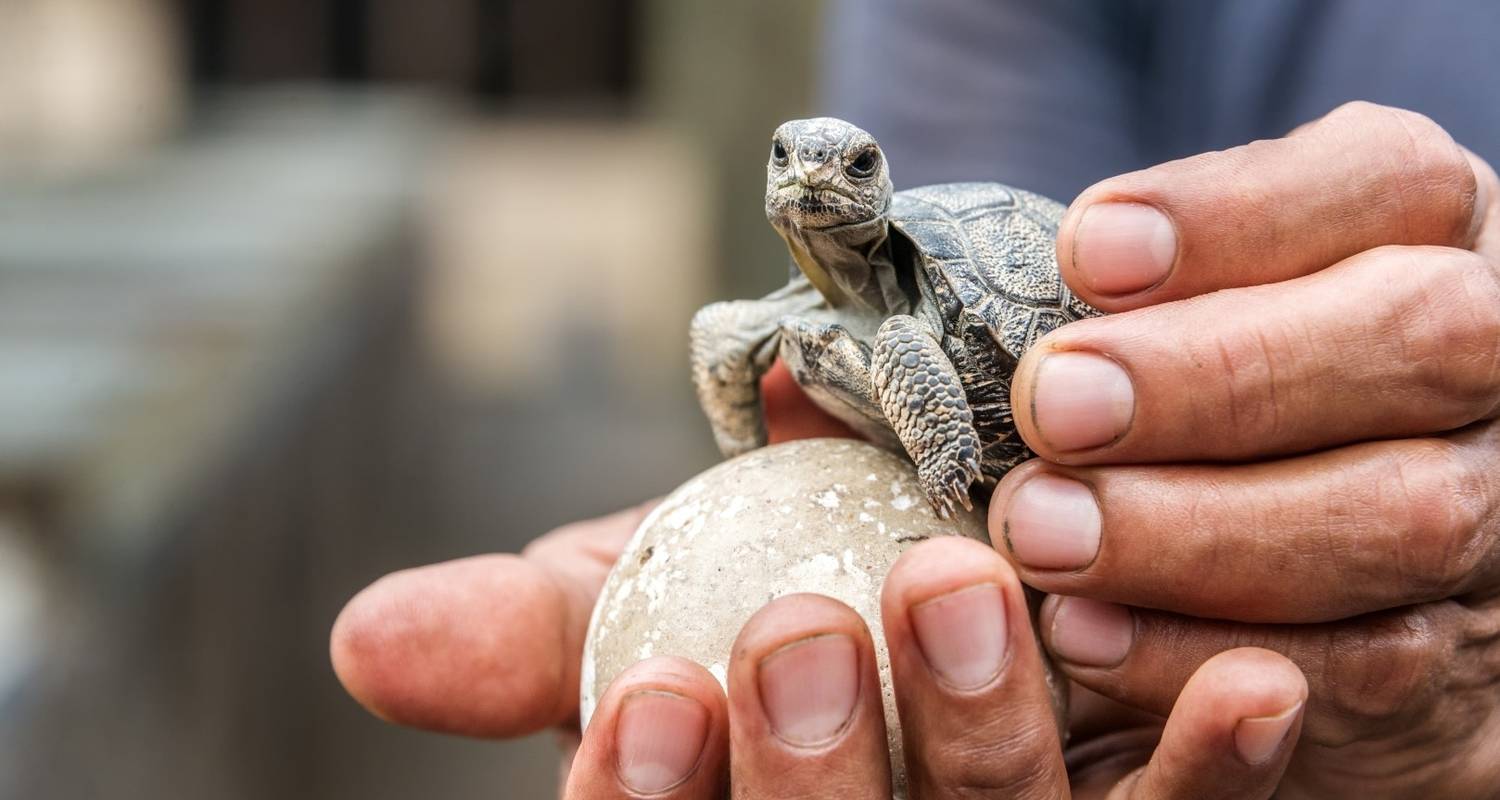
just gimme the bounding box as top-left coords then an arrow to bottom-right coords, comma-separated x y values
887,182 -> 1102,477
888,182 -> 1099,361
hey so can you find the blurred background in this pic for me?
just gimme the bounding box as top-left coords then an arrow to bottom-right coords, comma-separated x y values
0,1 -> 822,797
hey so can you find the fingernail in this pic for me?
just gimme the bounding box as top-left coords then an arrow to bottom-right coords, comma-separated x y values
1234,702 -> 1302,765
758,634 -> 859,746
1048,597 -> 1133,667
615,690 -> 710,793
1031,352 -> 1134,452
909,583 -> 1008,690
1003,474 -> 1102,570
1073,202 -> 1177,295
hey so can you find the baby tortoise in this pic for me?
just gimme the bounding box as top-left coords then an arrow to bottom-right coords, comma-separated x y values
691,118 -> 1100,517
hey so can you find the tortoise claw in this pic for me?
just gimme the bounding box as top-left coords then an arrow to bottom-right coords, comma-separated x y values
920,455 -> 981,519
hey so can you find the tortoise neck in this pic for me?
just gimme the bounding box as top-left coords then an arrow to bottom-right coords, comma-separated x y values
780,216 -> 907,315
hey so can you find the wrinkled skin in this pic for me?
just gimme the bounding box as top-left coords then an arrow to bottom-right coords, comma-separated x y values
995,100 -> 1500,799
332,101 -> 1500,798
764,117 -> 892,233
696,119 -> 1038,518
331,387 -> 1309,799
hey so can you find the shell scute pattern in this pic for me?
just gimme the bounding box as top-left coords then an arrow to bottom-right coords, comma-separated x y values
890,182 -> 1098,361
940,260 -> 993,309
889,219 -> 967,261
899,181 -> 1018,217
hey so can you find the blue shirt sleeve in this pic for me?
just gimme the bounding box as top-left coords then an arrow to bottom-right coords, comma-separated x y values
821,0 -> 1500,203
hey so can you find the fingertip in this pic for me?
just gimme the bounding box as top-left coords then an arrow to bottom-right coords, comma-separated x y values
882,538 -> 1030,689
729,593 -> 874,749
725,594 -> 892,797
987,457 -> 1048,524
1178,650 -> 1306,768
1187,647 -> 1308,727
572,656 -> 728,799
330,566 -> 473,727
329,580 -> 396,722
1128,647 -> 1304,798
882,535 -> 1021,614
1008,344 -> 1045,455
1462,146 -> 1500,254
989,462 -> 1104,575
330,555 -> 573,738
1039,595 -> 1134,670
732,593 -> 871,659
593,655 -> 729,733
730,592 -> 875,718
881,537 -> 1070,797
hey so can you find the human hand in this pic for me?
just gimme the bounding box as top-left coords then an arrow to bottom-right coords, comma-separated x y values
328,362 -> 853,739
563,536 -> 1306,799
997,101 -> 1500,798
329,372 -> 1307,797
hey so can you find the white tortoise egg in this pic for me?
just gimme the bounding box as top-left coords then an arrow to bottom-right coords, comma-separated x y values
579,438 -> 993,797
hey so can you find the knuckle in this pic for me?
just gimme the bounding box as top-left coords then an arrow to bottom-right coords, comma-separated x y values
1380,248 -> 1500,424
1328,102 -> 1454,160
1320,606 -> 1445,726
917,716 -> 1060,799
1387,439 -> 1489,599
1196,320 -> 1299,449
1325,99 -> 1392,122
1423,251 -> 1500,418
1324,103 -> 1475,242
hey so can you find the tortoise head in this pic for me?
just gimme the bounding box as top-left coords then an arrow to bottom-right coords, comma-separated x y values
765,118 -> 893,232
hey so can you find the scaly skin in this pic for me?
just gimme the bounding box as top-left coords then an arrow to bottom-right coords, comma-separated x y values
695,117 -> 1084,514
690,281 -> 824,456
871,315 -> 983,518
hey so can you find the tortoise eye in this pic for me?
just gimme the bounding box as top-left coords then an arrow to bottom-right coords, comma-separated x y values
846,148 -> 880,179
771,140 -> 789,166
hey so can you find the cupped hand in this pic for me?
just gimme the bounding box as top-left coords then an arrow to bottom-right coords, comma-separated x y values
998,101 -> 1500,798
563,537 -> 1306,799
330,375 -> 1306,797
328,362 -> 851,739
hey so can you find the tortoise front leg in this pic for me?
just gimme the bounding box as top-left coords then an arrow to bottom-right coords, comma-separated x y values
776,317 -> 896,446
690,301 -> 780,456
871,315 -> 983,518
690,281 -> 822,456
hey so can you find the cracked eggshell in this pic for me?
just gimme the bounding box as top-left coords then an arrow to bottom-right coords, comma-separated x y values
580,438 -> 992,797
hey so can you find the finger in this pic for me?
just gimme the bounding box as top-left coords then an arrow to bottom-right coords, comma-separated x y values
880,536 -> 1069,798
1057,101 -> 1494,310
1110,649 -> 1305,800
1467,147 -> 1500,260
1038,595 -> 1456,750
330,504 -> 649,737
1009,245 -> 1500,462
726,593 -> 892,799
762,359 -> 860,444
992,421 -> 1500,622
563,656 -> 729,799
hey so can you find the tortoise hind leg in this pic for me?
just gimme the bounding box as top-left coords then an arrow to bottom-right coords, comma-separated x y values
871,315 -> 983,518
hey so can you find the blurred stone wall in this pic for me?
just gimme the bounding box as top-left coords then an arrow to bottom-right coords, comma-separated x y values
0,0 -> 183,174
0,2 -> 825,798
642,0 -> 824,299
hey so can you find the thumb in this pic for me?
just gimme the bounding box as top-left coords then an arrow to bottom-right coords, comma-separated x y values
331,505 -> 646,737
